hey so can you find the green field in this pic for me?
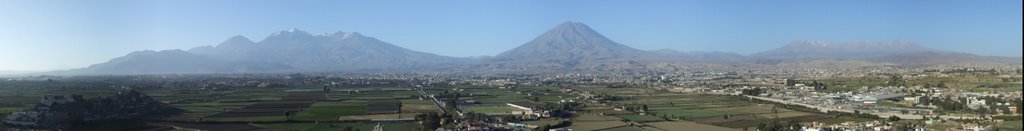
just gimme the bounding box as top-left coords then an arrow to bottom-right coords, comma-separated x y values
171,101 -> 255,113
293,101 -> 367,121
256,122 -> 418,131
1000,120 -> 1023,131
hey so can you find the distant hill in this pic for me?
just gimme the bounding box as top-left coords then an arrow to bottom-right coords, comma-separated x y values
52,29 -> 470,75
52,50 -> 292,75
749,40 -> 1019,65
188,29 -> 471,71
478,22 -> 747,73
751,40 -> 939,59
865,52 -> 1022,65
41,22 -> 1021,75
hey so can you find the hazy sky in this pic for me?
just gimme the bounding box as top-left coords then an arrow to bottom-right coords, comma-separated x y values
1,0 -> 1021,71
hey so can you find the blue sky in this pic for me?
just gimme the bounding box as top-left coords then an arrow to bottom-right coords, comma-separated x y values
1,0 -> 1021,71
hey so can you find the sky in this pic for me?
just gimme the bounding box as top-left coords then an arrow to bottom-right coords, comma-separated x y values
0,0 -> 1021,71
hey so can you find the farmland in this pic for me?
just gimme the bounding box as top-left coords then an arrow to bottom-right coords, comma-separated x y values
4,71 -> 1017,131
646,121 -> 739,131
569,87 -> 833,130
463,106 -> 521,114
0,79 -> 837,130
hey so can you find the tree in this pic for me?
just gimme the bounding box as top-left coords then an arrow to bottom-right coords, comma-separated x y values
342,127 -> 354,131
540,124 -> 552,131
787,120 -> 802,130
887,74 -> 905,86
888,115 -> 901,122
416,113 -> 441,130
723,114 -> 730,119
742,88 -> 763,96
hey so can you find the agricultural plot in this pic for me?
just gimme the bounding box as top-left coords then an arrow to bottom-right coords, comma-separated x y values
617,115 -> 665,122
463,106 -> 522,115
813,116 -> 877,125
206,93 -> 324,120
568,121 -> 629,131
207,101 -> 315,118
645,121 -> 738,131
572,114 -> 622,121
589,109 -> 633,116
597,126 -> 646,131
255,122 -> 418,131
470,91 -> 529,104
523,119 -> 564,127
337,113 -> 420,121
204,115 -> 286,122
703,114 -> 832,128
292,101 -> 366,121
761,111 -> 814,118
999,120 -> 1022,131
365,100 -> 401,114
401,104 -> 440,113
162,122 -> 262,131
330,90 -> 420,100
651,109 -> 749,119
171,101 -> 255,113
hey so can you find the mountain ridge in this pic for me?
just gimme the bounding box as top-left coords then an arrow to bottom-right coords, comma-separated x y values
40,22 -> 1021,75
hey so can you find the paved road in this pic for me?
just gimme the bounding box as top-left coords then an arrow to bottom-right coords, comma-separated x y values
418,88 -> 449,114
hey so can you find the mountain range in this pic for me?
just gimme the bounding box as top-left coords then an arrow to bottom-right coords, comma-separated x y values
47,22 -> 1021,75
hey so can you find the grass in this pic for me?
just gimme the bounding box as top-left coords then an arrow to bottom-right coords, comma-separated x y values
293,104 -> 366,121
1,107 -> 22,114
927,121 -> 964,131
1000,120 -> 1023,131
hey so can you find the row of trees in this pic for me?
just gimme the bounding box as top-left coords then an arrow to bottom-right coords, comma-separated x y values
753,120 -> 802,131
414,113 -> 445,130
742,88 -> 764,96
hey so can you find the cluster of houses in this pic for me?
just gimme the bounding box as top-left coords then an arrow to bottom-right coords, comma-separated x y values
3,90 -> 169,128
